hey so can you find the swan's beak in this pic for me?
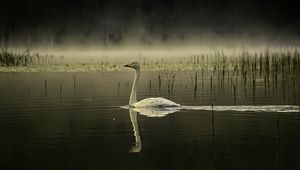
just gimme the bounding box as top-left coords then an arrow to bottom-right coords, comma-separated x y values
124,64 -> 133,68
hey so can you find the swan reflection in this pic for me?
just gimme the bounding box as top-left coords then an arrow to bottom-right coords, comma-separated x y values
128,107 -> 179,153
126,104 -> 300,153
128,109 -> 141,153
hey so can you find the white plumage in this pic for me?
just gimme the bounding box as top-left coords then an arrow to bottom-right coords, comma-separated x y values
132,97 -> 180,108
124,62 -> 180,108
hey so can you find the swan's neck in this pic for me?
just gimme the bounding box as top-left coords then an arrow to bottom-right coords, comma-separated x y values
129,69 -> 140,106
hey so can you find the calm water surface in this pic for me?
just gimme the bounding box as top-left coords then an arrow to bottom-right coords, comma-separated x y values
0,71 -> 300,170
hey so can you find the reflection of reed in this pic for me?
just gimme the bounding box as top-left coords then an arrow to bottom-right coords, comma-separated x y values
158,74 -> 161,93
233,83 -> 236,105
282,79 -> 286,104
168,109 -> 174,156
149,79 -> 152,96
194,71 -> 198,99
73,75 -> 77,96
264,74 -> 267,98
171,73 -> 175,95
275,119 -> 282,169
210,104 -> 217,168
252,78 -> 256,103
201,68 -> 204,91
60,83 -> 63,99
117,82 -> 121,96
210,76 -> 214,104
292,76 -> 296,104
244,79 -> 247,99
44,79 -> 47,96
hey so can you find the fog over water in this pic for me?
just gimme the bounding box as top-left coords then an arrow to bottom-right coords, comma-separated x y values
1,0 -> 300,49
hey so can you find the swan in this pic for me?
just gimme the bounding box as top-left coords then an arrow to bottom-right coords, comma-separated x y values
124,62 -> 180,108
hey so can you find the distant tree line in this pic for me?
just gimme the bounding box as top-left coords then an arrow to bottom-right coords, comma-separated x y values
0,0 -> 299,47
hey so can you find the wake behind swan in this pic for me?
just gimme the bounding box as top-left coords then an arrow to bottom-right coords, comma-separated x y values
120,105 -> 300,117
180,105 -> 300,113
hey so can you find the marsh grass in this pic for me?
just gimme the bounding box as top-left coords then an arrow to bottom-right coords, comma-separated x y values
139,49 -> 300,105
44,79 -> 48,96
0,47 -> 56,66
1,47 -> 299,104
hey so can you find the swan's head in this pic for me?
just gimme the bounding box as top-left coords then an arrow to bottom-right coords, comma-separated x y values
124,62 -> 140,70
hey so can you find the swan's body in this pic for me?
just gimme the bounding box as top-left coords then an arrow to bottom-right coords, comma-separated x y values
124,62 -> 180,108
132,97 -> 180,108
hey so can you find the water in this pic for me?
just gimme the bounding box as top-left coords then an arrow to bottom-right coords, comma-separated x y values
0,71 -> 300,170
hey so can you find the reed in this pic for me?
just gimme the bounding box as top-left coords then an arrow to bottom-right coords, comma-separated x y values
60,83 -> 63,98
210,76 -> 213,97
117,82 -> 121,96
0,47 -> 56,66
194,71 -> 198,98
44,79 -> 47,96
73,75 -> 77,96
252,78 -> 256,103
233,83 -> 236,105
158,74 -> 162,92
171,73 -> 176,94
149,79 -> 152,95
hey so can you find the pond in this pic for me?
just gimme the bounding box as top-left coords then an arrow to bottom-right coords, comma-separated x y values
0,71 -> 299,170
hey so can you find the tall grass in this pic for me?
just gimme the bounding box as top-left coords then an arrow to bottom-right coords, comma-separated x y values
141,49 -> 300,105
0,47 -> 56,66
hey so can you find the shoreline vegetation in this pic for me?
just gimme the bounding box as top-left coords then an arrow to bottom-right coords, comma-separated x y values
1,46 -> 299,103
1,46 -> 300,73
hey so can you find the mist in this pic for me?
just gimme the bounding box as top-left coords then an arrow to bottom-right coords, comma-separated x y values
1,0 -> 300,49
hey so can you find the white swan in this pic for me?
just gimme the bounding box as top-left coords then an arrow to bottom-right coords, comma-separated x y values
124,62 -> 180,108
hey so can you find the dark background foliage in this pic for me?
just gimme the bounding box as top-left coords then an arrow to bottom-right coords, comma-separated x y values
1,0 -> 299,46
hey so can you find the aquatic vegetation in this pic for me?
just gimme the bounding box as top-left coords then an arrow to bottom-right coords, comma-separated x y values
0,47 -> 58,66
0,48 -> 299,102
